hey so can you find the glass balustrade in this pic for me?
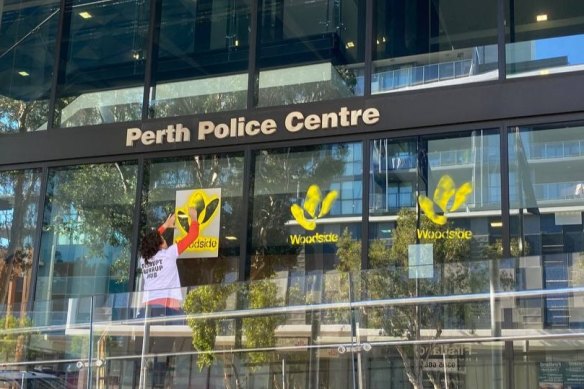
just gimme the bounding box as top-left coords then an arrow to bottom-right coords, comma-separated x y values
2,259 -> 584,388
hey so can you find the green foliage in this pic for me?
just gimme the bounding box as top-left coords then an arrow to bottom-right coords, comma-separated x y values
242,279 -> 284,367
319,228 -> 362,323
0,315 -> 32,362
483,237 -> 531,259
337,209 -> 483,389
183,284 -> 234,370
250,144 -> 348,278
0,97 -> 48,134
336,228 -> 361,273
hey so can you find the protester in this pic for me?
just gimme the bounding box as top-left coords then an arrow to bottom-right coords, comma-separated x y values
139,207 -> 199,317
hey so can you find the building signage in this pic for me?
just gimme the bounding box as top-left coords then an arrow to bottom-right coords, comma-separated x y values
174,188 -> 221,258
289,184 -> 339,245
417,174 -> 474,240
125,106 -> 380,147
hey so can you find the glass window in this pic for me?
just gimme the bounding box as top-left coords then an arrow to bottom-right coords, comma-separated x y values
55,0 -> 149,127
150,0 -> 250,118
509,123 -> 584,328
0,169 -> 41,316
365,131 -> 501,373
258,0 -> 365,107
506,0 -> 584,77
0,0 -> 59,133
369,130 -> 502,265
35,162 -> 138,305
250,143 -> 363,280
140,153 -> 244,288
373,0 -> 498,94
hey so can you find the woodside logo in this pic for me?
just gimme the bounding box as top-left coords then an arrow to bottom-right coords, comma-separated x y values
417,175 -> 473,240
289,185 -> 339,245
174,188 -> 221,257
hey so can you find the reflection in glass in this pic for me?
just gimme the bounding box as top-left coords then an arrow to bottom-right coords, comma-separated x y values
258,0 -> 365,107
367,131 -> 502,388
373,0 -> 498,93
0,0 -> 59,133
0,169 -> 41,365
35,162 -> 138,307
141,154 -> 244,288
250,143 -> 362,280
506,0 -> 584,77
150,0 -> 250,118
55,0 -> 150,127
509,123 -> 584,329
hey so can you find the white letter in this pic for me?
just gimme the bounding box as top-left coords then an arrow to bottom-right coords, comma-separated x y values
362,108 -> 380,125
198,121 -> 215,140
285,111 -> 304,132
142,130 -> 155,145
304,114 -> 321,130
176,123 -> 190,142
261,119 -> 277,135
126,128 -> 142,146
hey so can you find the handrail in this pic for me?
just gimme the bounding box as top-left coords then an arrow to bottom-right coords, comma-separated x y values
2,285 -> 584,336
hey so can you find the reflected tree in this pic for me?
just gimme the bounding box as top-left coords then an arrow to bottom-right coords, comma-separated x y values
0,96 -> 46,363
337,209 -> 486,389
250,145 -> 347,279
43,162 -> 138,294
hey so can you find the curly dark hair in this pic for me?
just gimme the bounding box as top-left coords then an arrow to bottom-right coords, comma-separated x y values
139,230 -> 164,263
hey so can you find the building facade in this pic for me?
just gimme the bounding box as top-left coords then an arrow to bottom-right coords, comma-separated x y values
1,0 -> 584,388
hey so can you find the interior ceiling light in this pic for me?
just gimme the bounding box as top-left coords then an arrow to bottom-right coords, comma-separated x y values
18,71 -> 29,77
536,14 -> 548,22
79,11 -> 92,19
345,41 -> 355,49
490,221 -> 503,228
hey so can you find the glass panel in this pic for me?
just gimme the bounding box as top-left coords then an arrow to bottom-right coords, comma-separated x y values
513,340 -> 584,389
55,0 -> 150,127
151,0 -> 250,118
0,169 -> 41,317
0,0 -> 59,133
258,0 -> 365,107
35,162 -> 138,304
140,153 -> 245,289
509,122 -> 584,329
366,131 -> 502,378
6,270 -> 584,387
373,0 -> 498,94
506,0 -> 584,77
250,142 -> 363,280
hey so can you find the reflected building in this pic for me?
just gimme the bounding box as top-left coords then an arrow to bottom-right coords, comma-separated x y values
2,1 -> 584,388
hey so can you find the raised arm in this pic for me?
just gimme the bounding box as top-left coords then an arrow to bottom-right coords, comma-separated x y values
157,213 -> 176,234
177,207 -> 200,254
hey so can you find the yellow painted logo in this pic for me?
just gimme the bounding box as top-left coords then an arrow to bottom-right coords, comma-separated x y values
418,175 -> 473,226
175,189 -> 221,255
290,185 -> 338,231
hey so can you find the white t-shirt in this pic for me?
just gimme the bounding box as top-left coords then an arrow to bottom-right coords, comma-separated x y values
140,244 -> 183,303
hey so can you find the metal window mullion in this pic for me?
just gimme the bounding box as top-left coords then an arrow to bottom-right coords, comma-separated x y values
47,0 -> 72,129
142,0 -> 162,120
27,166 -> 49,313
129,157 -> 145,292
247,0 -> 260,109
361,140 -> 370,270
497,0 -> 507,80
363,0 -> 373,97
239,147 -> 254,282
500,124 -> 511,257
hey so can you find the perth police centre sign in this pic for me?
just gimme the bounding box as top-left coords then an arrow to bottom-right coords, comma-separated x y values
125,106 -> 381,146
124,105 -> 475,251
